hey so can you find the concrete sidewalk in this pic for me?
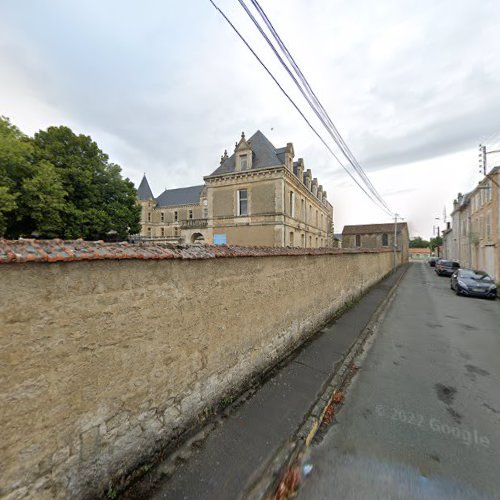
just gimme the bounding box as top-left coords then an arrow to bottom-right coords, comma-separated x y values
126,266 -> 408,500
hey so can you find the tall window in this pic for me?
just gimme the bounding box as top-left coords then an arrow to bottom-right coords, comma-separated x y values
148,212 -> 151,222
316,210 -> 318,226
301,199 -> 305,219
382,233 -> 388,246
160,212 -> 164,222
189,209 -> 193,220
289,191 -> 295,217
301,234 -> 305,247
240,154 -> 248,170
174,211 -> 178,222
161,228 -> 165,237
290,232 -> 294,246
356,234 -> 361,247
238,189 -> 248,216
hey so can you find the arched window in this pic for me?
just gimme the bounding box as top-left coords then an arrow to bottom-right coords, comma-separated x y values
382,233 -> 388,246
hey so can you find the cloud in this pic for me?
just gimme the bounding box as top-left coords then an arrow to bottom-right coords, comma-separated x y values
1,0 -> 499,236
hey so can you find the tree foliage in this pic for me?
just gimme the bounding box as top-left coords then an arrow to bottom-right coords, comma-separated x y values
409,237 -> 430,248
429,236 -> 443,250
0,117 -> 140,239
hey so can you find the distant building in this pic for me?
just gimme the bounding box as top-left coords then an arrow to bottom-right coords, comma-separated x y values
342,222 -> 409,262
409,247 -> 431,260
333,233 -> 343,248
136,130 -> 334,247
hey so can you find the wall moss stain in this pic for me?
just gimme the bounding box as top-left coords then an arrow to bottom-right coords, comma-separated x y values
0,251 -> 399,498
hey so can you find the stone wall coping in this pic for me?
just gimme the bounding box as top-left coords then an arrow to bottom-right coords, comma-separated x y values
0,239 -> 395,264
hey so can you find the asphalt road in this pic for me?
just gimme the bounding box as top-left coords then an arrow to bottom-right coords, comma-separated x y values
298,261 -> 500,500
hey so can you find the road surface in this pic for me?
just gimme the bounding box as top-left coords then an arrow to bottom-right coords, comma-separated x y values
298,261 -> 500,499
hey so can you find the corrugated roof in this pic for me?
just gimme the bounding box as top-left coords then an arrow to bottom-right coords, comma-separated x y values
137,174 -> 154,200
155,185 -> 204,207
207,130 -> 284,177
342,222 -> 408,235
0,239 -> 394,264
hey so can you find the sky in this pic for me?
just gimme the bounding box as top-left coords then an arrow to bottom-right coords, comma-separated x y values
1,0 -> 500,238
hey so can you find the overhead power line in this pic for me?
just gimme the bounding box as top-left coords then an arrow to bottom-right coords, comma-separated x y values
207,0 -> 393,215
243,0 -> 392,214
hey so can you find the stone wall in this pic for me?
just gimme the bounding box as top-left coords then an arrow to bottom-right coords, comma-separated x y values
0,242 -> 400,498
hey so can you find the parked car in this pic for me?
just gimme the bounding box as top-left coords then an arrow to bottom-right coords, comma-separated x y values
429,257 -> 438,267
435,259 -> 460,276
451,269 -> 497,299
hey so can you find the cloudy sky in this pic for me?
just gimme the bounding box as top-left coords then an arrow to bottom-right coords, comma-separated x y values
1,0 -> 499,237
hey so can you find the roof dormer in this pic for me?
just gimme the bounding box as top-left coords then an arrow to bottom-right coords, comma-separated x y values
234,131 -> 252,171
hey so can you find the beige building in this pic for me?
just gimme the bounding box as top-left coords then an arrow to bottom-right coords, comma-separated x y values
449,166 -> 500,279
342,222 -> 410,262
137,130 -> 334,247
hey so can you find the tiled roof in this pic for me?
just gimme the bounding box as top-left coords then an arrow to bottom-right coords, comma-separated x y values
155,185 -> 204,207
0,239 -> 394,264
207,130 -> 284,177
409,247 -> 431,254
342,223 -> 408,235
137,174 -> 154,200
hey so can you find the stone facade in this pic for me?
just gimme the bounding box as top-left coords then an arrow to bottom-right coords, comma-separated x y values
448,167 -> 500,280
137,130 -> 333,247
0,242 -> 399,499
342,222 -> 409,263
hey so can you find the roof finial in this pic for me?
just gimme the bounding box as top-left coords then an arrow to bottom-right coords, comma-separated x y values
241,131 -> 245,139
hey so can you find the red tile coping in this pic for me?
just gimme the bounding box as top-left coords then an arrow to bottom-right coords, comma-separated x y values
0,239 -> 394,264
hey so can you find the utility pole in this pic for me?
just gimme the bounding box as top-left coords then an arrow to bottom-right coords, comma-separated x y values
393,213 -> 400,269
479,143 -> 500,177
479,144 -> 487,176
433,217 -> 442,258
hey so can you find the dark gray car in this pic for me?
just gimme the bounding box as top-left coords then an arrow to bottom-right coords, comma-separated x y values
450,269 -> 497,299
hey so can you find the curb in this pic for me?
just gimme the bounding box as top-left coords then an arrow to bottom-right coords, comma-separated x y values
243,264 -> 409,500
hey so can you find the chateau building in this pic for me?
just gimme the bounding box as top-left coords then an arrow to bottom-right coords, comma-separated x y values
137,130 -> 333,247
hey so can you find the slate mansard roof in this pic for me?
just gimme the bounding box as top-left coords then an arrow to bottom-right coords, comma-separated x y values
207,130 -> 287,177
342,222 -> 408,235
155,185 -> 205,207
137,174 -> 203,208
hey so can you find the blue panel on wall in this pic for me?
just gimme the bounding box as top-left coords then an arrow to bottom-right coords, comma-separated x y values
213,234 -> 227,245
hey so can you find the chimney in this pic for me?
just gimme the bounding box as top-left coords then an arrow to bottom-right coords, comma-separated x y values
312,177 -> 318,196
304,169 -> 312,190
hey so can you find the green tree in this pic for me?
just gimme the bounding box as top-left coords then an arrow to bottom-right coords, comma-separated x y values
32,126 -> 141,239
0,185 -> 18,236
0,116 -> 33,236
409,237 -> 430,248
0,118 -> 140,239
19,161 -> 67,238
429,236 -> 443,251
